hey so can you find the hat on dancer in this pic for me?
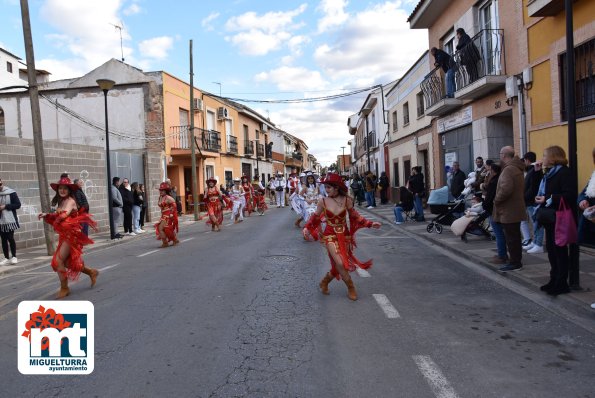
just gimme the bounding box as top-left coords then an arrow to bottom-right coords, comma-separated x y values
322,172 -> 347,195
206,177 -> 217,185
50,177 -> 79,192
158,182 -> 171,192
241,174 -> 249,182
233,177 -> 241,184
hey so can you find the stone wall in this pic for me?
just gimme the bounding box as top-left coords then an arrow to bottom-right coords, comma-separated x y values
0,135 -> 162,249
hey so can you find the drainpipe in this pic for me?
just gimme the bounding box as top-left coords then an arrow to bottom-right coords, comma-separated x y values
517,75 -> 527,156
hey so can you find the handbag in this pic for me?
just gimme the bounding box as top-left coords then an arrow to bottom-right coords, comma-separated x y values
555,198 -> 577,246
275,186 -> 284,192
535,206 -> 556,225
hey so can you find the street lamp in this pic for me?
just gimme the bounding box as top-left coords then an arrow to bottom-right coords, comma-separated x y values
97,78 -> 116,240
341,146 -> 346,175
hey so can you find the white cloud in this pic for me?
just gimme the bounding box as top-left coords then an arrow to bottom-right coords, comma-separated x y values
313,1 -> 427,83
224,4 -> 308,56
138,36 -> 174,60
254,66 -> 328,91
201,12 -> 220,31
123,2 -> 142,15
317,0 -> 349,33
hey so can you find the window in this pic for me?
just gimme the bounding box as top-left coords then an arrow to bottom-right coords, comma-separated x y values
393,162 -> 400,187
560,37 -> 595,121
243,124 -> 249,143
255,129 -> 259,141
6,62 -> 12,73
392,110 -> 398,132
179,108 -> 189,126
0,107 -> 4,136
404,160 -> 411,182
403,102 -> 410,125
416,93 -> 425,117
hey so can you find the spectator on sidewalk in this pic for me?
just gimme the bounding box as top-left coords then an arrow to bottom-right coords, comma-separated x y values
0,178 -> 21,265
534,146 -> 576,295
111,177 -> 123,239
408,166 -> 425,221
378,171 -> 389,205
450,162 -> 466,199
483,163 -> 507,264
350,173 -> 365,206
493,146 -> 526,272
73,178 -> 90,236
364,171 -> 377,208
521,152 -> 544,253
139,184 -> 147,231
578,147 -> 595,247
132,182 -> 145,234
119,178 -> 135,236
393,186 -> 414,225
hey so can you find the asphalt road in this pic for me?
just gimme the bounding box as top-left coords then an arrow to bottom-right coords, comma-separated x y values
1,206 -> 594,397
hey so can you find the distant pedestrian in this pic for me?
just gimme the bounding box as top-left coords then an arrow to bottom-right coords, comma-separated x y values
73,178 -> 90,236
364,171 -> 377,208
378,171 -> 389,205
408,166 -> 425,221
132,182 -> 144,234
493,146 -> 526,272
450,162 -> 466,199
111,177 -> 123,239
271,172 -> 286,208
139,184 -> 147,230
119,178 -> 134,236
0,178 -> 21,265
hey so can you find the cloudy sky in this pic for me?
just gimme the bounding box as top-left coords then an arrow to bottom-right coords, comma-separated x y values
0,0 -> 428,165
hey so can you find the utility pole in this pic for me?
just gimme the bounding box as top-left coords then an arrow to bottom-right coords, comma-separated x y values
20,0 -> 53,254
190,40 -> 199,221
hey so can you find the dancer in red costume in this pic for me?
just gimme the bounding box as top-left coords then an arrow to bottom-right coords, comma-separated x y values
205,178 -> 224,232
38,177 -> 98,298
155,182 -> 179,247
241,175 -> 254,216
303,173 -> 381,300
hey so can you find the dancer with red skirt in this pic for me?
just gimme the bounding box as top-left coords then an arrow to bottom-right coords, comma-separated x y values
38,177 -> 98,298
205,178 -> 224,232
155,182 -> 179,247
303,173 -> 381,300
241,175 -> 254,216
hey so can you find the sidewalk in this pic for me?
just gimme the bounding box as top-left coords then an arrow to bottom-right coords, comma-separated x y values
0,214 -> 202,277
360,203 -> 595,310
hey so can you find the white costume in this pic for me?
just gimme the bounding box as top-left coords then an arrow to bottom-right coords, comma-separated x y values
271,175 -> 286,207
289,174 -> 304,215
301,183 -> 320,223
230,183 -> 245,221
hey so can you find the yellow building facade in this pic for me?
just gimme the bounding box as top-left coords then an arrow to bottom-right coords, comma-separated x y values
524,0 -> 595,188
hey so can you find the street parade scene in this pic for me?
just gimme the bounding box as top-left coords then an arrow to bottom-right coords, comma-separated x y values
1,0 -> 595,397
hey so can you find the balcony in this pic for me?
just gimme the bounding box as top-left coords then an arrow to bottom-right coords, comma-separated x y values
169,126 -> 221,153
244,140 -> 254,156
285,152 -> 303,168
226,135 -> 238,154
256,143 -> 265,158
453,29 -> 508,100
366,130 -> 377,150
527,0 -> 571,17
421,66 -> 464,116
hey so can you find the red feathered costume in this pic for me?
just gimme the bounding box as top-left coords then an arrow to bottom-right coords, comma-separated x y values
155,198 -> 179,243
205,187 -> 224,228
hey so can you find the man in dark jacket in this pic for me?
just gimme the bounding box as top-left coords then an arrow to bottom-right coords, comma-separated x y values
456,28 -> 480,83
73,178 -> 90,236
119,178 -> 135,236
450,162 -> 466,199
494,146 -> 526,272
521,152 -> 544,252
408,166 -> 425,221
431,47 -> 455,98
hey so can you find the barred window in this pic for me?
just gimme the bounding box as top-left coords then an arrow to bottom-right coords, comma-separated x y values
560,37 -> 595,121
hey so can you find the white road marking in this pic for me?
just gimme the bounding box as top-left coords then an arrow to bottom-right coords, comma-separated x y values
181,237 -> 194,243
357,236 -> 409,239
137,249 -> 159,258
372,294 -> 400,318
412,355 -> 460,398
356,268 -> 371,278
97,263 -> 121,272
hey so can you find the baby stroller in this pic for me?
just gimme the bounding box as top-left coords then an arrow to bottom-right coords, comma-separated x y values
461,210 -> 493,242
426,186 -> 465,234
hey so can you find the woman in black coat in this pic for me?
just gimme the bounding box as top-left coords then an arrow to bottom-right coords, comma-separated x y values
0,178 -> 21,265
534,146 -> 577,296
378,172 -> 390,205
408,167 -> 425,221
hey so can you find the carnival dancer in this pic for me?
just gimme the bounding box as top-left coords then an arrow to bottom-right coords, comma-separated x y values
271,172 -> 286,208
38,177 -> 98,298
289,172 -> 304,226
205,178 -> 224,232
241,175 -> 254,217
303,173 -> 381,301
300,172 -> 320,225
155,182 -> 179,247
230,178 -> 245,223
252,175 -> 267,214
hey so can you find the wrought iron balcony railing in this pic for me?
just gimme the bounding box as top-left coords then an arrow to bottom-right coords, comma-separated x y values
367,130 -> 377,149
169,126 -> 221,152
226,135 -> 238,154
256,143 -> 265,158
244,140 -> 254,156
452,29 -> 505,90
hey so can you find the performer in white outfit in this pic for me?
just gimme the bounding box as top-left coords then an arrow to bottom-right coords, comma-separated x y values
271,173 -> 286,208
300,172 -> 320,224
290,172 -> 305,227
229,178 -> 245,223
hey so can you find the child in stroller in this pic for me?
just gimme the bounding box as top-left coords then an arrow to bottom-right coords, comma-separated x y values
393,186 -> 415,224
451,193 -> 493,241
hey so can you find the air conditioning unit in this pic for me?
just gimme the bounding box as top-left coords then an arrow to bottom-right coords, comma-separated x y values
505,76 -> 518,99
217,107 -> 228,119
261,123 -> 268,132
193,98 -> 203,112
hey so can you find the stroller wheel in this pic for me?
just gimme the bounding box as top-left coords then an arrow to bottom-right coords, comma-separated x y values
435,224 -> 443,234
426,223 -> 434,233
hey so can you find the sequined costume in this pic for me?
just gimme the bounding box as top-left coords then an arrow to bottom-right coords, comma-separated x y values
43,209 -> 96,280
242,182 -> 254,215
205,187 -> 224,226
301,185 -> 319,223
155,197 -> 179,243
304,198 -> 374,279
